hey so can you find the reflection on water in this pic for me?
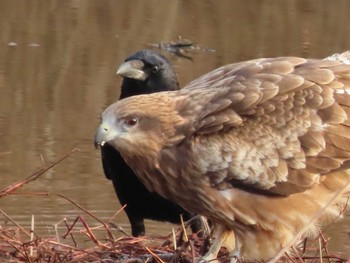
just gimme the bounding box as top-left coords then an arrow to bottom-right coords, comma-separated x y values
0,0 -> 350,257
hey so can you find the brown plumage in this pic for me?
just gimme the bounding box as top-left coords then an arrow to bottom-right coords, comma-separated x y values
95,52 -> 350,261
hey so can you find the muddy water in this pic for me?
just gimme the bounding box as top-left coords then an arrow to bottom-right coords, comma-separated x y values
0,0 -> 350,257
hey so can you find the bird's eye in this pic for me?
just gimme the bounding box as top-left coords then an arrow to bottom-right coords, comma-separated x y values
124,116 -> 138,126
151,65 -> 159,73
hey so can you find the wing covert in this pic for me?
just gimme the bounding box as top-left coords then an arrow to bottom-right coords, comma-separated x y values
178,57 -> 350,195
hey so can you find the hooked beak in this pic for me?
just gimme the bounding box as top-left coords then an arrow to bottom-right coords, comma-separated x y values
94,120 -> 119,149
94,102 -> 123,149
116,59 -> 147,81
94,125 -> 108,148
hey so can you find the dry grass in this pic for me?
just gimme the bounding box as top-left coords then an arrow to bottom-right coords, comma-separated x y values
0,148 -> 347,263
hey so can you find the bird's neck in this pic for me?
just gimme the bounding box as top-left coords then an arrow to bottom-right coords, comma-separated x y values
119,81 -> 147,99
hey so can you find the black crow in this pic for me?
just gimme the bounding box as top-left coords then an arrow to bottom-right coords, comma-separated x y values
100,50 -> 201,236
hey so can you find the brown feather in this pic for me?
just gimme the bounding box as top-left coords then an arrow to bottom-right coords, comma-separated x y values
96,52 -> 350,262
300,131 -> 325,156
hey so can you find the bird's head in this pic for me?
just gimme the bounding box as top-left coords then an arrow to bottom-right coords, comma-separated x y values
94,92 -> 188,159
117,50 -> 180,99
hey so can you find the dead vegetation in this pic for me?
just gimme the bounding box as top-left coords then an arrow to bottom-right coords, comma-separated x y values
0,148 -> 348,262
148,36 -> 216,61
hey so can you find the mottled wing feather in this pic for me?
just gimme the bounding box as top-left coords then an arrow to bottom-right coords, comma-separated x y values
179,57 -> 350,195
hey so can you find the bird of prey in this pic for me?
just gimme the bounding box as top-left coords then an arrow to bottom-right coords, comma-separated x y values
101,49 -> 201,237
95,51 -> 350,261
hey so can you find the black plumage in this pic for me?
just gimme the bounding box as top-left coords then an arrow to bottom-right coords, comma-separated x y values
100,50 -> 201,236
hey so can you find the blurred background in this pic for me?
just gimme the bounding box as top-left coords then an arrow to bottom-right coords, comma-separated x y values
0,0 -> 349,256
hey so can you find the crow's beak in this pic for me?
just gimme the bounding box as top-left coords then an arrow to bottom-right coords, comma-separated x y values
116,60 -> 147,81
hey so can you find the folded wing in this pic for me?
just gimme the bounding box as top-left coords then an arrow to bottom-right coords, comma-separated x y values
173,57 -> 350,195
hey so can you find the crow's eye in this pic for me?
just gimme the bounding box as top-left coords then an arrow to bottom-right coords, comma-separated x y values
124,116 -> 138,126
151,65 -> 159,73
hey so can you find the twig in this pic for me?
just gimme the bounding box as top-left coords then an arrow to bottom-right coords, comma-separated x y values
291,245 -> 305,262
46,240 -> 91,253
301,255 -> 346,261
0,148 -> 79,198
30,215 -> 34,256
180,214 -> 188,242
302,238 -> 308,254
22,243 -> 33,263
1,237 -> 26,258
172,228 -> 177,250
108,204 -> 127,224
65,215 -> 107,248
319,237 -> 323,263
189,239 -> 196,262
145,246 -> 165,263
0,208 -> 31,237
63,218 -> 77,247
107,204 -> 129,236
10,191 -> 115,242
317,226 -> 330,256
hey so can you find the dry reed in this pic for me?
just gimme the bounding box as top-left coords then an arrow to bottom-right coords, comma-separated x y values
0,148 -> 347,262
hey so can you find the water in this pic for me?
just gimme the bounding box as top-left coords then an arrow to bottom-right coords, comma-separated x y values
0,0 -> 350,258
